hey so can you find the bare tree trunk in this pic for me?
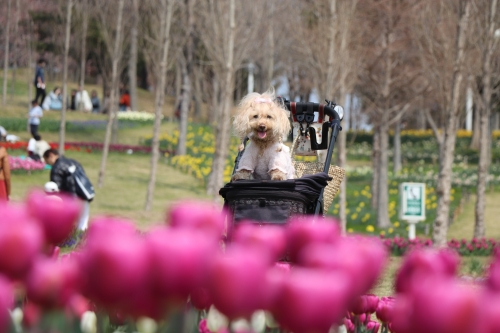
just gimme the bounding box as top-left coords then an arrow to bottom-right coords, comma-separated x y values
377,118 -> 391,228
470,105 -> 480,149
98,0 -> 125,188
27,19 -> 33,105
176,0 -> 194,156
206,0 -> 236,197
2,0 -> 12,106
433,0 -> 471,247
176,58 -> 191,155
59,0 -> 74,155
193,66 -> 203,118
145,0 -> 174,211
266,0 -> 275,89
128,0 -> 139,111
79,0 -> 89,94
371,125 -> 380,209
474,0 -> 498,239
10,0 -> 20,99
393,118 -> 402,174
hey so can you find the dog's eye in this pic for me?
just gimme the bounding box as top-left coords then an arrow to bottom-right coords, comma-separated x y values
267,115 -> 273,119
253,115 -> 258,119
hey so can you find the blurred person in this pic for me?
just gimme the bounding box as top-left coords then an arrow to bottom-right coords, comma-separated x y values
119,89 -> 131,111
27,134 -> 40,161
34,59 -> 47,104
75,85 -> 93,112
43,149 -> 94,231
35,135 -> 51,163
0,147 -> 11,201
69,89 -> 77,110
42,87 -> 63,111
0,126 -> 6,141
28,100 -> 43,137
91,90 -> 101,113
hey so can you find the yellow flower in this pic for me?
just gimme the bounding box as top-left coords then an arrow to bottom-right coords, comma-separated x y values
351,214 -> 358,220
347,228 -> 354,233
388,228 -> 394,234
359,202 -> 365,208
366,225 -> 375,232
393,221 -> 400,228
380,231 -> 386,236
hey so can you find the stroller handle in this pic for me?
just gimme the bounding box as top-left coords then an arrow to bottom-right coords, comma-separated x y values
281,101 -> 342,122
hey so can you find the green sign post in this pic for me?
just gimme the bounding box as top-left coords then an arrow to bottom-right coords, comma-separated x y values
399,182 -> 426,240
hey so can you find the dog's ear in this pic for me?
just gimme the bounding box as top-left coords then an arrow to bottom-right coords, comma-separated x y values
274,106 -> 291,138
233,106 -> 251,140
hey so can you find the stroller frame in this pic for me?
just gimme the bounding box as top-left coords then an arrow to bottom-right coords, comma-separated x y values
228,99 -> 343,218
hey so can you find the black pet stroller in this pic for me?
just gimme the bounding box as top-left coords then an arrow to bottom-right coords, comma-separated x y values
219,99 -> 345,227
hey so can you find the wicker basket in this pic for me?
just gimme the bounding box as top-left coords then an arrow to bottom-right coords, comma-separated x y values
292,136 -> 345,214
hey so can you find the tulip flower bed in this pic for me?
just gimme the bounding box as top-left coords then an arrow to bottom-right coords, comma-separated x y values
0,141 -> 173,155
116,111 -> 163,122
1,193 -> 391,333
381,236 -> 498,257
8,156 -> 46,173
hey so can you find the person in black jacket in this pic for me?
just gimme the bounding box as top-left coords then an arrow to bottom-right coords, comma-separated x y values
43,149 -> 93,231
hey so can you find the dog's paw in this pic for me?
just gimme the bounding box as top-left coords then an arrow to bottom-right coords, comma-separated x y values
232,170 -> 252,181
269,169 -> 287,181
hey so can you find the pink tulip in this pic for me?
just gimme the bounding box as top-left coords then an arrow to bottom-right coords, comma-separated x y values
26,190 -> 81,244
286,217 -> 340,262
298,237 -> 386,297
79,226 -> 149,309
350,294 -> 379,315
22,301 -> 41,328
397,278 -> 480,333
85,217 -> 138,244
395,249 -> 459,294
0,203 -> 44,279
190,288 -> 212,310
474,292 -> 500,333
366,321 -> 380,333
375,297 -> 395,323
25,256 -> 81,308
207,245 -> 270,319
261,262 -> 292,312
273,268 -> 352,333
0,277 -> 14,333
147,227 -> 219,302
344,318 -> 355,333
66,294 -> 91,318
486,259 -> 500,292
231,223 -> 287,261
168,201 -> 225,238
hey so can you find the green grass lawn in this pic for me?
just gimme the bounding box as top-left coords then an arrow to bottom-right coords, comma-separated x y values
10,151 -> 209,228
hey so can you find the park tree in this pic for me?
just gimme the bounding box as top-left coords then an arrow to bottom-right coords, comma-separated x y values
78,0 -> 89,96
97,0 -> 126,187
144,0 -> 175,211
472,0 -> 499,238
128,0 -> 139,111
199,0 -> 265,197
58,0 -> 74,155
2,0 -> 12,106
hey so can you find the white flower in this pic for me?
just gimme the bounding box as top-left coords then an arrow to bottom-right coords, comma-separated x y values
136,317 -> 158,333
206,306 -> 229,333
251,310 -> 267,333
81,311 -> 97,333
230,318 -> 251,332
9,308 -> 23,333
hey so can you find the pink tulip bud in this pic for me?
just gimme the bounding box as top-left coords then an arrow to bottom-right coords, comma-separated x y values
273,268 -> 353,333
25,256 -> 81,308
147,227 -> 219,303
168,201 -> 225,238
66,294 -> 91,318
79,225 -> 149,309
22,301 -> 41,328
486,259 -> 500,292
26,190 -> 81,245
261,262 -> 292,312
231,223 -> 287,262
474,292 -> 500,333
85,217 -> 138,244
191,288 -> 212,310
376,297 -> 395,323
0,203 -> 44,279
366,320 -> 380,333
395,249 -> 459,294
0,277 -> 14,332
350,294 -> 379,315
286,217 -> 340,262
344,318 -> 355,333
207,245 -> 270,319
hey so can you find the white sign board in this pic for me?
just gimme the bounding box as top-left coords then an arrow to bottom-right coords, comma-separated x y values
399,182 -> 426,221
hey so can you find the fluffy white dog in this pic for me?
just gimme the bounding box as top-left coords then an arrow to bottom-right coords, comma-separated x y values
232,90 -> 295,181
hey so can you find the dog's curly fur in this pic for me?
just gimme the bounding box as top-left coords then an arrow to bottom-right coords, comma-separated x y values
232,90 -> 295,181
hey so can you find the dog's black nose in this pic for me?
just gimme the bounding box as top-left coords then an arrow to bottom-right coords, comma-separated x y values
259,125 -> 266,131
